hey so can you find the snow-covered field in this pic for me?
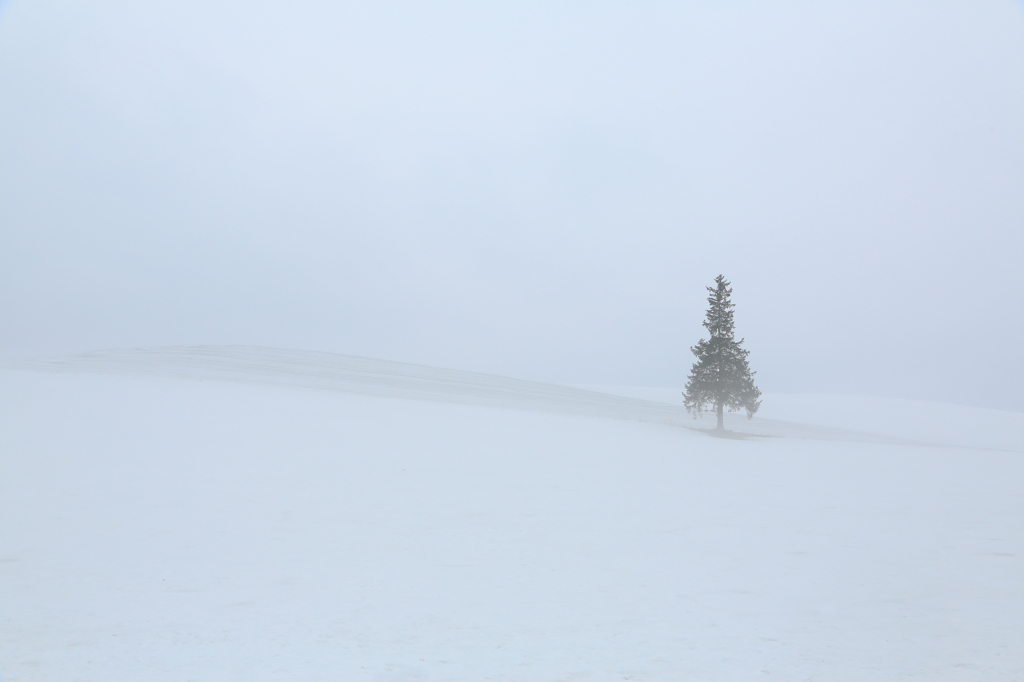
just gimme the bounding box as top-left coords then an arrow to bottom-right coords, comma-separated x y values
2,347 -> 1022,681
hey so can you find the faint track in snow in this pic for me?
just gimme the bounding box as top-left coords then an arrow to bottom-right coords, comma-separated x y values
1,345 -> 936,446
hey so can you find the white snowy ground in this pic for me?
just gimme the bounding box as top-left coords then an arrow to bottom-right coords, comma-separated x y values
1,347 -> 1022,681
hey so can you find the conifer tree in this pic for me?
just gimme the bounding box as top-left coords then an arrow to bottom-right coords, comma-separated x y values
684,275 -> 761,430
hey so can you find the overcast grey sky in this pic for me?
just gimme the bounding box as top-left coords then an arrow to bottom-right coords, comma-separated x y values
1,1 -> 1022,409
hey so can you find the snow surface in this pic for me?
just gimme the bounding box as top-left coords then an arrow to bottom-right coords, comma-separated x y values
1,347 -> 1022,681
583,386 -> 1024,453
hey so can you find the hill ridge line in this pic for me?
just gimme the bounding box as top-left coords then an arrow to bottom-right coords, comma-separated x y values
0,345 -> 938,447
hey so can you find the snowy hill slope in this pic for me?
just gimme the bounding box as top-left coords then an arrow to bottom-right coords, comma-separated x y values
1,349 -> 1022,681
3,345 -> 693,424
7,345 -> 1004,448
586,386 -> 1024,453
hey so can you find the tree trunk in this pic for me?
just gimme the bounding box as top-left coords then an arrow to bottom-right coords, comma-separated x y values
716,402 -> 724,431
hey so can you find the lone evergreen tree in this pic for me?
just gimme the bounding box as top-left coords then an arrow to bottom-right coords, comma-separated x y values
684,275 -> 761,431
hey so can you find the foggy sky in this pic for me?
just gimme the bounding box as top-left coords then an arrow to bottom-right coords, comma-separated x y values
2,1 -> 1022,410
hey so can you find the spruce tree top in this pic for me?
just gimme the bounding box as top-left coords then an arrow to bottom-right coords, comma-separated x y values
703,275 -> 736,340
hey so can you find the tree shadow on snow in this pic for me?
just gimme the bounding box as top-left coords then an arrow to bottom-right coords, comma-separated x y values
685,427 -> 781,440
